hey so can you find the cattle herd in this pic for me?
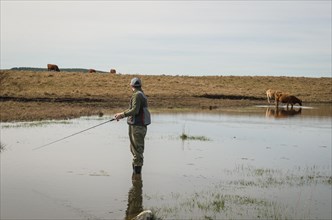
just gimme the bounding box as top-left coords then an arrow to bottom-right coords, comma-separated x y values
47,64 -> 116,74
266,89 -> 302,109
46,64 -> 302,109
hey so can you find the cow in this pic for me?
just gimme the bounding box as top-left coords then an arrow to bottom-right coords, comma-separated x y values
110,69 -> 116,74
266,89 -> 282,103
88,69 -> 96,73
47,64 -> 60,72
275,93 -> 302,109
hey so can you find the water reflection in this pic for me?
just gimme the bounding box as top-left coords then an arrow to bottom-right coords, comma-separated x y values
0,142 -> 6,153
125,174 -> 143,220
266,107 -> 302,118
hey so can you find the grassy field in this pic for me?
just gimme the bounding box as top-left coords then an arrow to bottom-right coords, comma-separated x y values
1,70 -> 331,121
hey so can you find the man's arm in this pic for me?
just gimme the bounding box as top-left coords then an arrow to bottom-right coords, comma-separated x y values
114,92 -> 142,120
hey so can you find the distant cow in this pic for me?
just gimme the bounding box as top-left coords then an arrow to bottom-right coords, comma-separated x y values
110,69 -> 116,74
275,93 -> 302,109
266,89 -> 282,103
88,69 -> 96,73
47,64 -> 60,72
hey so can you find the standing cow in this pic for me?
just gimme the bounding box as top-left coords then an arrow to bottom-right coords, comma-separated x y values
110,69 -> 116,74
266,89 -> 282,103
47,64 -> 60,72
275,93 -> 302,109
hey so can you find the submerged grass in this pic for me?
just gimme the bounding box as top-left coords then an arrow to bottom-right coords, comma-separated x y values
145,164 -> 331,219
226,165 -> 332,187
180,132 -> 211,141
147,190 -> 285,219
1,120 -> 72,128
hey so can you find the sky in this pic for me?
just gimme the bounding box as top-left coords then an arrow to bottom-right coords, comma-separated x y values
1,1 -> 331,77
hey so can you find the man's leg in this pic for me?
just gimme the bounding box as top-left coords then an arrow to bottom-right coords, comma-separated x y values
129,125 -> 147,173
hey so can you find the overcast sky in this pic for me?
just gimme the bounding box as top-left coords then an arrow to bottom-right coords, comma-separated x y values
1,1 -> 331,77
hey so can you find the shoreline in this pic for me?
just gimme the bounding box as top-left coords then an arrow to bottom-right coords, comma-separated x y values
1,100 -> 330,122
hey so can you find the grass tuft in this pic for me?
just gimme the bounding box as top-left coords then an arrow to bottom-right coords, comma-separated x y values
180,132 -> 210,141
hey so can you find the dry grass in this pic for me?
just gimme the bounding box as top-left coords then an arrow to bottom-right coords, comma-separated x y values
1,70 -> 331,121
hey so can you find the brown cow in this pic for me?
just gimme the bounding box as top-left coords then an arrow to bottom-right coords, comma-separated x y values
47,64 -> 60,72
266,89 -> 283,103
275,93 -> 302,109
110,69 -> 116,74
88,69 -> 96,73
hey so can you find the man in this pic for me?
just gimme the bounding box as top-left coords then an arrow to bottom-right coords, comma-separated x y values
114,77 -> 151,174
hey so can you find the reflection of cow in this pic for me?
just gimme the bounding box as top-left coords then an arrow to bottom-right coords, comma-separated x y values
88,69 -> 96,73
266,89 -> 283,103
266,107 -> 302,119
47,64 -> 60,72
275,93 -> 302,109
110,69 -> 116,74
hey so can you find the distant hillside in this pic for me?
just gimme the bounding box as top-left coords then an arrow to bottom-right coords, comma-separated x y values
10,67 -> 107,73
1,70 -> 331,121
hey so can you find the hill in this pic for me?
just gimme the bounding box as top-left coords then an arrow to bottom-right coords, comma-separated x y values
0,70 -> 331,121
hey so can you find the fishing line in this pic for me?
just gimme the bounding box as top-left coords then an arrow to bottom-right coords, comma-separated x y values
32,118 -> 115,151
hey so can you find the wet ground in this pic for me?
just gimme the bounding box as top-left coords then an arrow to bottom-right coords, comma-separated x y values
1,105 -> 331,219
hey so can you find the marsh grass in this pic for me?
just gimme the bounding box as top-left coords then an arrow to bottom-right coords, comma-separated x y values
180,132 -> 211,141
147,190 -> 284,219
226,165 -> 332,187
145,164 -> 331,219
1,120 -> 72,128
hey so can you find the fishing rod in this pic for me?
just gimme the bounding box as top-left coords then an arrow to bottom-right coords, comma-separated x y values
32,118 -> 115,151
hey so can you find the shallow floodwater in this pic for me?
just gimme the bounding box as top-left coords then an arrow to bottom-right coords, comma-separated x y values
1,105 -> 331,219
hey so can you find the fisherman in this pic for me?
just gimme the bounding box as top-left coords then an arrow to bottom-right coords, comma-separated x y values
114,77 -> 151,174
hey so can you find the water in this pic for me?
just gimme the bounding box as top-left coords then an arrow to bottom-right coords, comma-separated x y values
1,105 -> 331,219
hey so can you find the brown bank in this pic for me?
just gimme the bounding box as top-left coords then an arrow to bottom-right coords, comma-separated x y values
1,70 -> 331,122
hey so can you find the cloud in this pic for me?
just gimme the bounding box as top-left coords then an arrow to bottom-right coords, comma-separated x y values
1,1 -> 331,76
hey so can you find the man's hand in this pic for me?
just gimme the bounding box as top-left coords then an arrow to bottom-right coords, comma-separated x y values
114,112 -> 125,121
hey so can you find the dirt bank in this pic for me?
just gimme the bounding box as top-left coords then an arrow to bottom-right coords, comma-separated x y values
1,70 -> 331,121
